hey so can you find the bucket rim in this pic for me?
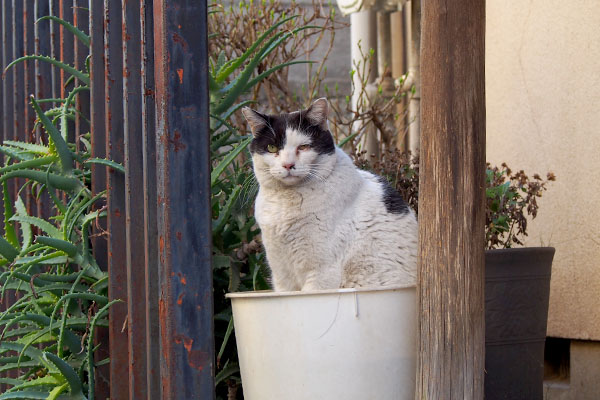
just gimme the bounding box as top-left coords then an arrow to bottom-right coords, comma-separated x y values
226,284 -> 416,299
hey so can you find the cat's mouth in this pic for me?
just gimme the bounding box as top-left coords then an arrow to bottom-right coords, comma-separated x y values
276,170 -> 305,184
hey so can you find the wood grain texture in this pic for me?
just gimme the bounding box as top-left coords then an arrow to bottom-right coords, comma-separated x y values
416,1 -> 486,399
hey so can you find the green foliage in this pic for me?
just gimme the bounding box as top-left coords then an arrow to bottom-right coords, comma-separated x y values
0,14 -> 116,399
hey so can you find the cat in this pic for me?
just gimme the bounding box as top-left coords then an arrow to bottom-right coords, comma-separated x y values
242,98 -> 417,291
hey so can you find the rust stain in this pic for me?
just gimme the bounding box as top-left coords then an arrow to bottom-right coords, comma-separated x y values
114,209 -> 121,217
158,298 -> 169,361
172,33 -> 187,50
188,350 -> 209,371
180,276 -> 187,285
183,338 -> 193,353
168,130 -> 186,153
177,293 -> 184,305
176,68 -> 184,84
159,235 -> 164,254
176,231 -> 182,241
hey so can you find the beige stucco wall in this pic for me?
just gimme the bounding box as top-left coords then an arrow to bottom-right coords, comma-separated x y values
486,1 -> 600,340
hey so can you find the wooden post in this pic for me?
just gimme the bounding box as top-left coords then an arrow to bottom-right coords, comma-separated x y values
416,0 -> 486,399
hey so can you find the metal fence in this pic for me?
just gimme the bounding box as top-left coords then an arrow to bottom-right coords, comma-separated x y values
0,1 -> 215,398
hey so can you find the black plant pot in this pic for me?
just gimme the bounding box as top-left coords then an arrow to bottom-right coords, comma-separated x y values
485,247 -> 555,400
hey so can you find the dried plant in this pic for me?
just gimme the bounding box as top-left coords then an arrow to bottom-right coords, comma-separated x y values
354,149 -> 419,213
485,163 -> 556,249
209,0 -> 346,116
354,152 -> 556,250
209,1 -> 414,159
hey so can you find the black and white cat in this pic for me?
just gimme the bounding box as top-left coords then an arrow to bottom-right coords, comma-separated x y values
242,98 -> 417,291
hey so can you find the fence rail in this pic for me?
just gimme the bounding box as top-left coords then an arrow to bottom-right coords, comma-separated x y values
0,1 -> 215,398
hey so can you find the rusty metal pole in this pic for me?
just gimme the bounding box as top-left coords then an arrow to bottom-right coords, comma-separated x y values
88,1 -> 111,397
103,0 -> 130,398
153,0 -> 215,398
416,0 -> 486,399
123,0 -> 149,398
140,1 -> 161,398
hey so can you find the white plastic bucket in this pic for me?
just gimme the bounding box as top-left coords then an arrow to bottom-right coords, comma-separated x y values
227,286 -> 416,400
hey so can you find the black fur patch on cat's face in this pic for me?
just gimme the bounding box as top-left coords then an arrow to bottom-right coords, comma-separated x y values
377,176 -> 410,215
248,111 -> 335,155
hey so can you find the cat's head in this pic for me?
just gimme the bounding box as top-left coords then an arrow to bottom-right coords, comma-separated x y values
242,98 -> 336,187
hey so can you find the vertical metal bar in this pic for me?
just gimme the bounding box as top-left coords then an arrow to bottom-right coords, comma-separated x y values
59,0 -> 74,146
0,5 -> 12,388
11,0 -> 24,200
34,0 -> 53,220
34,0 -> 52,101
0,5 -> 3,179
8,0 -> 24,381
24,0 -> 35,142
49,0 -> 60,101
73,0 -> 89,151
89,0 -> 110,396
0,2 -> 3,148
103,0 -> 130,398
59,0 -> 73,94
12,0 -> 24,144
24,0 -> 36,216
141,1 -> 160,397
154,1 -> 215,398
123,0 -> 148,398
1,1 -> 13,152
90,0 -> 108,262
0,3 -> 6,389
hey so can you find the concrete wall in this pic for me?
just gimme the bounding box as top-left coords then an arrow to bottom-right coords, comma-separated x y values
486,0 -> 600,340
544,341 -> 600,400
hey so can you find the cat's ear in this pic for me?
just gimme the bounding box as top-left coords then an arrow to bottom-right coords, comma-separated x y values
241,107 -> 267,136
306,97 -> 329,130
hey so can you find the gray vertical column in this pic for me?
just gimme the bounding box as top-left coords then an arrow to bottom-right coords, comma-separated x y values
141,0 -> 160,398
153,0 -> 215,398
123,0 -> 148,398
103,0 -> 129,398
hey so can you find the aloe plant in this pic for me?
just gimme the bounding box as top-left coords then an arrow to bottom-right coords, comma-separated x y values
0,14 -> 119,400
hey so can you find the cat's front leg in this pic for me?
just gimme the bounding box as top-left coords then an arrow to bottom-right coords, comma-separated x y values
300,266 -> 342,291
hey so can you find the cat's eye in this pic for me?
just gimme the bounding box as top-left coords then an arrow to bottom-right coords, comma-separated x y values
267,144 -> 278,153
298,144 -> 311,151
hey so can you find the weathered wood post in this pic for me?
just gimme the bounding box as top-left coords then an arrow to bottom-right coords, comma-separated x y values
416,0 -> 486,399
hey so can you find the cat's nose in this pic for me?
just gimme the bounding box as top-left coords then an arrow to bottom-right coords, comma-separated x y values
283,163 -> 295,171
